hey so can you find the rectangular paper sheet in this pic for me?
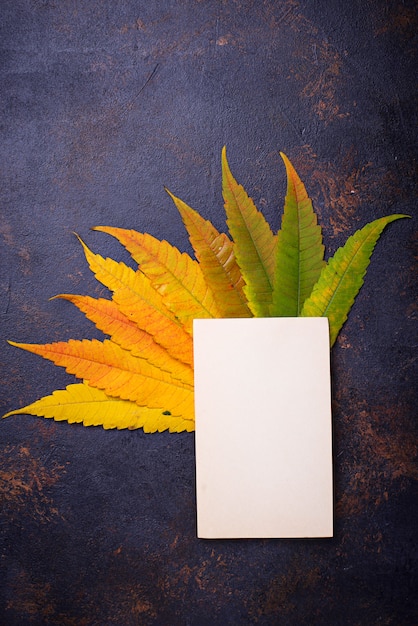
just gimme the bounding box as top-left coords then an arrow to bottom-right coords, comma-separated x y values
193,317 -> 333,539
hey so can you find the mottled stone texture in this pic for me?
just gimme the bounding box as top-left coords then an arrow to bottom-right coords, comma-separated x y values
1,1 -> 417,624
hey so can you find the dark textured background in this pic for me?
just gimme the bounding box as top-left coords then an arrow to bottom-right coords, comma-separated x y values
1,1 -> 417,624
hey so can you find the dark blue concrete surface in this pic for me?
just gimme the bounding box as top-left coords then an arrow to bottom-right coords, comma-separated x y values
1,1 -> 417,624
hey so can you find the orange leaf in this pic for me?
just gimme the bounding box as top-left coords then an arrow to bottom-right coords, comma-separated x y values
8,339 -> 194,420
54,294 -> 193,384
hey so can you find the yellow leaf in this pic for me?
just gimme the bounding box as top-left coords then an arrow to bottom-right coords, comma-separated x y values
77,237 -> 193,366
221,147 -> 277,316
3,382 -> 194,432
8,339 -> 194,420
93,226 -> 221,331
165,189 -> 252,318
54,294 -> 193,384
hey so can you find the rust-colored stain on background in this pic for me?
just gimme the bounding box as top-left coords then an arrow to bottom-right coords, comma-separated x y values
336,401 -> 418,518
0,443 -> 65,523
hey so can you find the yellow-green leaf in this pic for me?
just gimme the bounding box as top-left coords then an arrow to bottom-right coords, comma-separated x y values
221,146 -> 276,316
8,338 -> 195,420
270,153 -> 324,316
93,226 -> 221,330
165,188 -> 252,318
3,383 -> 194,432
77,237 -> 193,366
301,214 -> 409,345
54,294 -> 193,384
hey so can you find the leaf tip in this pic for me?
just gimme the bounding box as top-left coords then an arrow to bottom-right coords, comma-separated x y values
221,145 -> 229,171
279,151 -> 298,178
164,186 -> 176,202
49,293 -> 73,303
49,294 -> 67,302
73,231 -> 88,250
92,225 -> 108,233
7,340 -> 40,355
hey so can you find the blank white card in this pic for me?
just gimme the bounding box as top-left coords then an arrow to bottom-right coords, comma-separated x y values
193,317 -> 333,539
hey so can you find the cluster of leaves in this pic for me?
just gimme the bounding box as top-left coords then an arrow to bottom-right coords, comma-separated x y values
4,149 -> 406,432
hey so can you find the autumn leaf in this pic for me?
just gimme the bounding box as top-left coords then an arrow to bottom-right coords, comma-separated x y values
54,294 -> 193,383
3,382 -> 193,432
8,338 -> 194,419
301,214 -> 409,345
270,153 -> 324,316
221,146 -> 276,317
93,227 -> 221,330
77,237 -> 193,366
165,188 -> 252,318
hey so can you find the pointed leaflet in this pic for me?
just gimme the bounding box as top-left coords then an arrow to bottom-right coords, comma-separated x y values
165,189 -> 252,318
270,153 -> 324,316
54,294 -> 193,384
301,214 -> 408,346
8,338 -> 194,419
93,226 -> 221,331
221,147 -> 276,317
77,237 -> 193,366
3,383 -> 194,432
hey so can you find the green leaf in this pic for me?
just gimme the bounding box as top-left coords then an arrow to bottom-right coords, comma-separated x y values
221,146 -> 276,317
166,188 -> 252,318
270,153 -> 325,316
301,214 -> 409,345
